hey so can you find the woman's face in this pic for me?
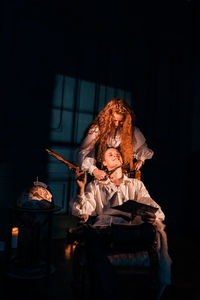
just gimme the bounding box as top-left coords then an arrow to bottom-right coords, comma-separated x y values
112,112 -> 125,128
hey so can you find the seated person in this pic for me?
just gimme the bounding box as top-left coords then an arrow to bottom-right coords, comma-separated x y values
70,148 -> 172,299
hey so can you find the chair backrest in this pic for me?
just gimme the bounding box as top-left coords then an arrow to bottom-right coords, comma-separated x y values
127,169 -> 141,180
124,160 -> 142,180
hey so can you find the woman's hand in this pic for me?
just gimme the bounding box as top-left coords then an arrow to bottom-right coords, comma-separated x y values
93,168 -> 107,180
142,212 -> 156,224
134,160 -> 143,170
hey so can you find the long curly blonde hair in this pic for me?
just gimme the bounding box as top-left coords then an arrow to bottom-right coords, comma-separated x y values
81,98 -> 136,170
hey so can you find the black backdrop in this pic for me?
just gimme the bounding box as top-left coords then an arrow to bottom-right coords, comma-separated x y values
1,0 -> 200,239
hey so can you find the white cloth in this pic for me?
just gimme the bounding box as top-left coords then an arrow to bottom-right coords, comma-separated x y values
71,175 -> 172,287
77,126 -> 154,175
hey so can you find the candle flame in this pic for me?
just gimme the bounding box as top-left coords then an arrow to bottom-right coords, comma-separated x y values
12,227 -> 19,235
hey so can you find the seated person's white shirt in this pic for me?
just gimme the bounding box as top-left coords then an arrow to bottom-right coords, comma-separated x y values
71,175 -> 164,221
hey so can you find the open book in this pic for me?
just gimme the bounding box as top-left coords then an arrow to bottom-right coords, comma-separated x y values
112,200 -> 158,216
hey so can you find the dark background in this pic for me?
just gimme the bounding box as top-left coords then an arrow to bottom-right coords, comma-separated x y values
1,0 -> 200,239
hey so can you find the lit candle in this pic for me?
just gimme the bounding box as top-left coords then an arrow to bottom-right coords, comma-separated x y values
11,227 -> 19,248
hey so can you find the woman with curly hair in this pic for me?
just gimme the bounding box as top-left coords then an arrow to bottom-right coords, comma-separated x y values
77,98 -> 154,180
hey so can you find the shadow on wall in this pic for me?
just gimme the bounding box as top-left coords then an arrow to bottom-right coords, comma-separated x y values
182,150 -> 200,234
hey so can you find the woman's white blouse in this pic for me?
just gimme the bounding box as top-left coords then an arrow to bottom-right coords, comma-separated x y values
77,126 -> 154,175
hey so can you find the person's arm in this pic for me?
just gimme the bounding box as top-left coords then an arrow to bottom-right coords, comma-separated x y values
71,170 -> 97,217
77,127 -> 98,175
133,127 -> 154,169
77,126 -> 107,179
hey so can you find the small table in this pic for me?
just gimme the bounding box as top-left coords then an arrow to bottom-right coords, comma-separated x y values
5,205 -> 61,284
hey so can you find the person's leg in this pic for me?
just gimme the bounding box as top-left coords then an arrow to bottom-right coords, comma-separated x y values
85,228 -> 120,300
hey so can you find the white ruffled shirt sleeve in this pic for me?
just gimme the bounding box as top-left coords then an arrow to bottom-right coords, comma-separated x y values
71,181 -> 97,216
77,127 -> 99,175
133,127 -> 154,162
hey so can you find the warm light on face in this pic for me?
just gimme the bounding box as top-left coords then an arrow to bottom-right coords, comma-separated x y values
103,148 -> 123,170
112,112 -> 125,128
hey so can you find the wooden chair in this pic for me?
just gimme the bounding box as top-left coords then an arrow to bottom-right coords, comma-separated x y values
69,221 -> 160,300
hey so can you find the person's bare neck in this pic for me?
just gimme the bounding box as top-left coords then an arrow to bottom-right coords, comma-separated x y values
109,167 -> 123,185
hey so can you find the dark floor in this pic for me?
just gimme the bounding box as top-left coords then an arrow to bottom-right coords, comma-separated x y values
1,214 -> 200,300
